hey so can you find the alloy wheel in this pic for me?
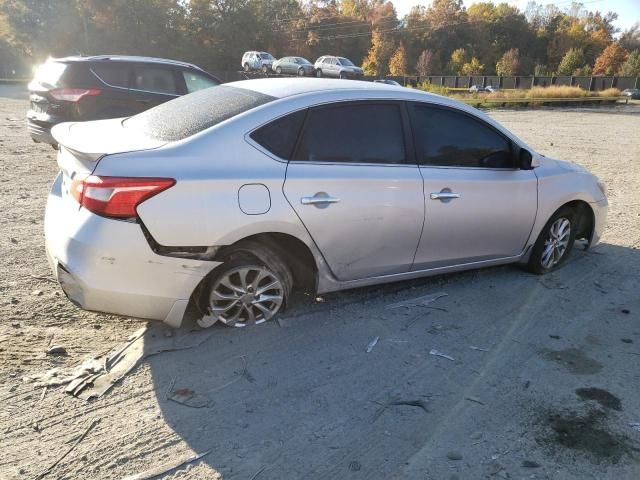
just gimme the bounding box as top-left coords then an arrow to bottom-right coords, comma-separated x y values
208,265 -> 284,327
541,217 -> 571,269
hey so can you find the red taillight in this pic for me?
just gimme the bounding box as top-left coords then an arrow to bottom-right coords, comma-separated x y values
70,175 -> 175,219
50,88 -> 102,102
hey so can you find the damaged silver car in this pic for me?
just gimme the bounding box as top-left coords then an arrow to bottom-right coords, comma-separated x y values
45,78 -> 608,328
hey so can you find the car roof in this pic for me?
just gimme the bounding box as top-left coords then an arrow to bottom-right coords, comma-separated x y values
225,78 -> 435,101
49,55 -> 201,70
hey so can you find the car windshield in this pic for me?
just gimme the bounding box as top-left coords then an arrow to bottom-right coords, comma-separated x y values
338,57 -> 354,66
260,53 -> 273,59
296,57 -> 311,64
123,85 -> 275,141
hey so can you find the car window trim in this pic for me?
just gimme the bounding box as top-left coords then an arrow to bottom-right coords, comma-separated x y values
130,64 -> 181,97
89,65 -> 132,91
407,101 -> 518,170
290,100 -> 412,167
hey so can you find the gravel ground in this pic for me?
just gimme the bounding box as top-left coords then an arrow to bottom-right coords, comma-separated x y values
1,85 -> 639,480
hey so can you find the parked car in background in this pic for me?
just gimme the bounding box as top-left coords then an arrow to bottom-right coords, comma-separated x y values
27,55 -> 220,146
485,85 -> 499,93
469,85 -> 499,93
242,51 -> 275,73
374,79 -> 402,86
272,56 -> 315,76
621,88 -> 640,99
314,56 -> 364,79
45,78 -> 607,329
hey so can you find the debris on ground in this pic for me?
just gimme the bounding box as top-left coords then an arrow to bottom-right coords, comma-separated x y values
365,336 -> 379,353
168,387 -> 211,408
24,325 -> 216,400
446,451 -> 463,461
429,349 -> 455,361
314,296 -> 325,303
35,418 -> 100,479
121,450 -> 210,480
387,292 -> 448,309
465,396 -> 485,406
621,338 -> 633,344
197,314 -> 218,328
521,459 -> 540,468
45,345 -> 67,356
470,346 -> 489,352
348,460 -> 361,471
629,422 -> 640,432
575,387 -> 622,411
373,398 -> 430,421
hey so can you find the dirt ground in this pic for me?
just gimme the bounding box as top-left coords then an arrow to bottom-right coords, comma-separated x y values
1,85 -> 639,480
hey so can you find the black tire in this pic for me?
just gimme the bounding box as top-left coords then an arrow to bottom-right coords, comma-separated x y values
298,67 -> 305,76
527,206 -> 577,274
275,66 -> 282,75
199,241 -> 293,328
262,65 -> 269,74
316,69 -> 322,78
339,71 -> 346,79
243,63 -> 250,72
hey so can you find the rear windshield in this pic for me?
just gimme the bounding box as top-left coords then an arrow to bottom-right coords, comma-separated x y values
123,85 -> 275,141
33,61 -> 68,87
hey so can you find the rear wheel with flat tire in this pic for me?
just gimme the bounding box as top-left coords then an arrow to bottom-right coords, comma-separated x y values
527,206 -> 577,274
199,244 -> 292,328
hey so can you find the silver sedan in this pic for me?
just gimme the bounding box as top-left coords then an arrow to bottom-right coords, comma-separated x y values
45,78 -> 608,328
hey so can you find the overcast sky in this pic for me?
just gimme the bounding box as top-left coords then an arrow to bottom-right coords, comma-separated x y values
392,0 -> 640,32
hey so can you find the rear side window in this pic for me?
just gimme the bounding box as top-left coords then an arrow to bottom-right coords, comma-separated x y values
92,63 -> 130,88
250,110 -> 307,159
293,103 -> 406,164
411,105 -> 513,168
133,66 -> 178,94
124,85 -> 275,141
182,70 -> 219,93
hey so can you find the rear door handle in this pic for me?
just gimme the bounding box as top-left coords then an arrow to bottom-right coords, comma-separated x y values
301,193 -> 340,207
430,192 -> 460,200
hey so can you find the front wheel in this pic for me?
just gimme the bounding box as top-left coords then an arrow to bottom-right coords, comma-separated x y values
339,71 -> 346,79
198,245 -> 292,328
298,67 -> 305,76
243,63 -> 250,72
527,207 -> 577,274
275,66 -> 282,75
262,65 -> 269,74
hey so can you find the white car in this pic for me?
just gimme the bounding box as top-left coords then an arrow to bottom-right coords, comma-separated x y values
45,78 -> 608,329
241,51 -> 275,73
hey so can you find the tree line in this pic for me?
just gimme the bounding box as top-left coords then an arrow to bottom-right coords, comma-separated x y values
1,0 -> 639,79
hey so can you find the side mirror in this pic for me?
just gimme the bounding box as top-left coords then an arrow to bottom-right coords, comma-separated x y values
519,149 -> 533,170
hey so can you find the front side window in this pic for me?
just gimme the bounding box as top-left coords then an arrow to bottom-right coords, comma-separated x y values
339,57 -> 354,66
411,104 -> 513,168
293,103 -> 406,164
182,70 -> 219,93
133,66 -> 178,94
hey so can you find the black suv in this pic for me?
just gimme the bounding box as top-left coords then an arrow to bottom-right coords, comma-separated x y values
27,55 -> 220,145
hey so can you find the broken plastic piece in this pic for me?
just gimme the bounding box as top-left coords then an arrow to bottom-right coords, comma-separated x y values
429,349 -> 455,361
365,336 -> 380,353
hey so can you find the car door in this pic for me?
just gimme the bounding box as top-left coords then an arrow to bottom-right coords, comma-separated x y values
283,101 -> 424,281
409,102 -> 538,270
129,64 -> 181,113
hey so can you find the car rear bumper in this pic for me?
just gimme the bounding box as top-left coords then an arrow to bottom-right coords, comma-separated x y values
27,118 -> 56,145
44,173 -> 220,327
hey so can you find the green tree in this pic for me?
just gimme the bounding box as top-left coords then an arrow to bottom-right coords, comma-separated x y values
619,49 -> 640,77
388,43 -> 407,75
496,48 -> 520,75
557,48 -> 585,75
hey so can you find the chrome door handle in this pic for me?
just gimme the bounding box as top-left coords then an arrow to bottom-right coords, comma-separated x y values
301,196 -> 340,205
430,192 -> 460,200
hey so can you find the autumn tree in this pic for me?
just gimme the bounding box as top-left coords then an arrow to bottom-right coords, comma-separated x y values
388,43 -> 407,75
416,49 -> 437,77
362,30 -> 394,76
557,48 -> 586,75
448,48 -> 468,75
593,42 -> 628,75
619,50 -> 640,77
496,48 -> 520,75
460,57 -> 484,75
